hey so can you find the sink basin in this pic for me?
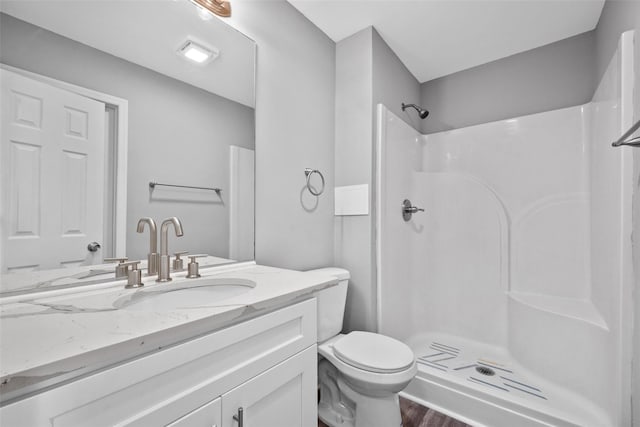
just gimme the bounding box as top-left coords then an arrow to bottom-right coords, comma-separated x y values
116,277 -> 256,311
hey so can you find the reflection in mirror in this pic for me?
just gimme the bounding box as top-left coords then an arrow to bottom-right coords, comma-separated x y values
0,1 -> 256,293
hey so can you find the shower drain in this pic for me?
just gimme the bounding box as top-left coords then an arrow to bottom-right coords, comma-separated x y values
475,366 -> 495,376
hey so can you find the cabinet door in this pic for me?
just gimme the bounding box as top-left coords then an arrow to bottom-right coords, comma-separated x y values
222,345 -> 317,427
166,397 -> 221,427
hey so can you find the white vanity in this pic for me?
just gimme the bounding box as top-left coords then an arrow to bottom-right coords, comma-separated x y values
0,263 -> 335,426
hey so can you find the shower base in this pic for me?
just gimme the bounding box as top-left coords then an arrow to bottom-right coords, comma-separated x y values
401,333 -> 611,427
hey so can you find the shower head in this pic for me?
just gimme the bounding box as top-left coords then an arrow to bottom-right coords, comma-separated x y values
402,103 -> 429,119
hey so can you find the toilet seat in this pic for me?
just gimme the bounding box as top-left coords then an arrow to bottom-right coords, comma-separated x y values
318,334 -> 418,391
333,332 -> 414,373
318,334 -> 417,394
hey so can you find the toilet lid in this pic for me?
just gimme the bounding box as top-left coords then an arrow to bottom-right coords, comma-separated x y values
333,331 -> 415,373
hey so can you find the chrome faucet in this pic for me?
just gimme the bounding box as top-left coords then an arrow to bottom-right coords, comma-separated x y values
136,217 -> 158,275
157,217 -> 184,282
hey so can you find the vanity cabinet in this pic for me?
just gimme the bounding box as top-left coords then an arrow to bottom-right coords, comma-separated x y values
0,299 -> 318,427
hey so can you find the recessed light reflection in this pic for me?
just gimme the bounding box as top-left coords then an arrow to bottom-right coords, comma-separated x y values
177,40 -> 219,65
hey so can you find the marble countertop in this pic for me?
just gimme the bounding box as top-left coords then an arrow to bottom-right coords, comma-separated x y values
0,262 -> 336,403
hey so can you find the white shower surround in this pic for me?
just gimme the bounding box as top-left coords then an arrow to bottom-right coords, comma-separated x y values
376,32 -> 634,427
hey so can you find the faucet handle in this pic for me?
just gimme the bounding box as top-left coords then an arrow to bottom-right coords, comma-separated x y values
120,261 -> 144,289
186,254 -> 207,279
104,257 -> 129,278
173,251 -> 188,271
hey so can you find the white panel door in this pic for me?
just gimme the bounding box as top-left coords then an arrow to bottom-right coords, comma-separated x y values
1,69 -> 105,272
221,346 -> 317,427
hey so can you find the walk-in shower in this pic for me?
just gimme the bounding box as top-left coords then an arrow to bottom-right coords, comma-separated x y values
376,32 -> 635,427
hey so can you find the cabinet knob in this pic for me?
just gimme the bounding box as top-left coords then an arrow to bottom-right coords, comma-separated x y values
232,407 -> 243,427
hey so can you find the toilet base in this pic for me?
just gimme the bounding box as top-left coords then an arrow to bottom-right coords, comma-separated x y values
318,360 -> 403,427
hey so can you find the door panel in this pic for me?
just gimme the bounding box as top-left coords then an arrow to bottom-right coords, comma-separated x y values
1,69 -> 105,272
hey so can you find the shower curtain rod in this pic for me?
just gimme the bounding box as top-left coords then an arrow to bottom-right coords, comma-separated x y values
612,118 -> 640,147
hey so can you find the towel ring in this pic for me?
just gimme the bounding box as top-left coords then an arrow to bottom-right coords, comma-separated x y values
304,168 -> 325,196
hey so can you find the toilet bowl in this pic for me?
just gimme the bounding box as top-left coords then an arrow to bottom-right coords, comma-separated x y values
308,268 -> 417,427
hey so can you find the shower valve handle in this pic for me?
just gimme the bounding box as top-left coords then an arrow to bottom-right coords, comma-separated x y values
402,199 -> 424,221
404,206 -> 424,214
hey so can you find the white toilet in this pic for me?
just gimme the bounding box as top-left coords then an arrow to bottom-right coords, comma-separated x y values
309,268 -> 417,427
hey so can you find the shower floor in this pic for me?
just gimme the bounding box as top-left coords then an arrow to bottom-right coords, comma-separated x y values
402,333 -> 611,427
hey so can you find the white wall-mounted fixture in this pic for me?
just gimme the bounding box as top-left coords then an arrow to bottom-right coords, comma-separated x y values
335,184 -> 369,216
177,39 -> 219,65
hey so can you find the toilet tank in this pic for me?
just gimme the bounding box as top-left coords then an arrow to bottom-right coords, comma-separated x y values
307,267 -> 350,342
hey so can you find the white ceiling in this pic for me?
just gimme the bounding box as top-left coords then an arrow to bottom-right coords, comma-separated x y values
0,1 -> 256,107
287,0 -> 605,83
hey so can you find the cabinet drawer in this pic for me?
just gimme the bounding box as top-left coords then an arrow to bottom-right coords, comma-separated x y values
167,397 -> 221,427
0,298 -> 317,427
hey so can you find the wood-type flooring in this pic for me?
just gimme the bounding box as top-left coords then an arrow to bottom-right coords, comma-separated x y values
318,396 -> 472,427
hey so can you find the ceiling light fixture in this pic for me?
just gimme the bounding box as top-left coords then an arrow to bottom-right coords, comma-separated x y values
190,0 -> 231,18
178,40 -> 219,65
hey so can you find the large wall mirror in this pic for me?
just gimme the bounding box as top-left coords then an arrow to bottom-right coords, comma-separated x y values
0,1 -> 256,291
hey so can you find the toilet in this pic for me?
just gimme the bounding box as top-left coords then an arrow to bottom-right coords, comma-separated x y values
309,268 -> 417,427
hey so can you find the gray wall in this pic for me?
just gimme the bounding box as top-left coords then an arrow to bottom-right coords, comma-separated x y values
595,0 -> 640,84
334,28 -> 375,333
0,13 -> 254,262
594,2 -> 640,426
334,27 -> 420,332
229,1 -> 336,271
372,30 -> 422,131
420,31 -> 597,134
